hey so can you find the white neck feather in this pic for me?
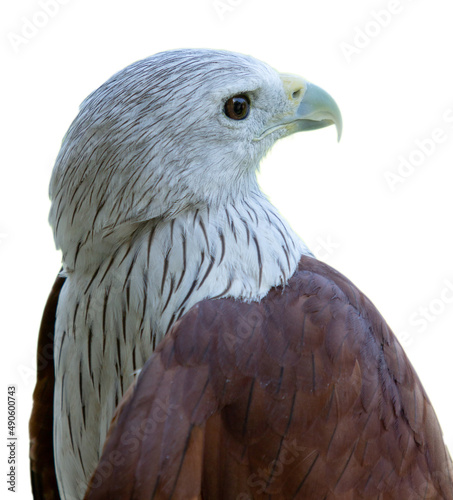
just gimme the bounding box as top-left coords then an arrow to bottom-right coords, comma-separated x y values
63,189 -> 311,339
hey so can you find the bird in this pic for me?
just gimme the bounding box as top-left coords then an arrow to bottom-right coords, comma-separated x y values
29,48 -> 453,499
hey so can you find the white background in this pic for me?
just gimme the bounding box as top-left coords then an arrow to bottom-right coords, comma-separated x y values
2,0 -> 453,496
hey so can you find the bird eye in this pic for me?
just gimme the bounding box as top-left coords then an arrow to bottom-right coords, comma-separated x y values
224,94 -> 250,120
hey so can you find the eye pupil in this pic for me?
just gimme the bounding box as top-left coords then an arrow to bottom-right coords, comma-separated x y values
234,100 -> 245,115
224,94 -> 250,120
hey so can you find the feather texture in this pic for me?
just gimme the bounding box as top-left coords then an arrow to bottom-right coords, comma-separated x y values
85,256 -> 453,499
29,274 -> 65,500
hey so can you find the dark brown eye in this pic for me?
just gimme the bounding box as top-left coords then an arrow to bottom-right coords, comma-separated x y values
224,94 -> 250,120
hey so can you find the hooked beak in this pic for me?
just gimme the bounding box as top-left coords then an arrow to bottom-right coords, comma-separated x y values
256,74 -> 342,142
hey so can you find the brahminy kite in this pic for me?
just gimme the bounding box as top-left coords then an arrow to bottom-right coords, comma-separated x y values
29,49 -> 453,499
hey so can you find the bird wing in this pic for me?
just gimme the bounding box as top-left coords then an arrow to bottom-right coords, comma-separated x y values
84,255 -> 453,499
29,274 -> 65,500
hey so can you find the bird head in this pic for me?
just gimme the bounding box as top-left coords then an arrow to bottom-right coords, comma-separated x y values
49,49 -> 341,268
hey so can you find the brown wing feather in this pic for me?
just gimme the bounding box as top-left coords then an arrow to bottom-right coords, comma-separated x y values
84,256 -> 453,499
29,274 -> 65,500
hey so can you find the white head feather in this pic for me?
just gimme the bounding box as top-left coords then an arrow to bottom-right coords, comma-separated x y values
49,49 -> 302,272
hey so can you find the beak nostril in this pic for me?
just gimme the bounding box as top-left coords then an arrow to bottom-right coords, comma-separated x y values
292,89 -> 302,100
